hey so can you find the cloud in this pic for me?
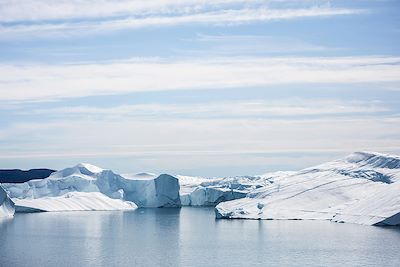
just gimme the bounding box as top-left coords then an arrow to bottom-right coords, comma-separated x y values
178,34 -> 334,55
0,0 -> 359,22
0,116 -> 399,161
1,97 -> 399,173
0,4 -> 366,38
0,0 -> 254,22
0,56 -> 399,102
26,99 -> 389,119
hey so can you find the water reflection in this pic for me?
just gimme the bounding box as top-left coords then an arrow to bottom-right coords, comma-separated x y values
0,208 -> 399,267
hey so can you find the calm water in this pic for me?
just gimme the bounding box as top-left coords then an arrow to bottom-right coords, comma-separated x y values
1,208 -> 400,267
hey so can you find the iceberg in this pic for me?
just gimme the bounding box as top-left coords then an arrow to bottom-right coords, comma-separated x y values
215,152 -> 400,226
2,163 -> 181,211
178,175 -> 246,206
181,186 -> 247,206
119,173 -> 181,207
0,185 -> 14,218
178,172 -> 294,206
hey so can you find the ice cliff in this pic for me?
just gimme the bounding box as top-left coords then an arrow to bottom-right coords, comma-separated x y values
0,185 -> 14,218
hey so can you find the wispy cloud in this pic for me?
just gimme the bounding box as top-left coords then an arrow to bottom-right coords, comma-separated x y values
0,0 -> 358,22
26,100 -> 389,119
178,34 -> 334,55
1,116 -> 399,163
0,0 -> 253,22
1,56 -> 399,102
0,2 -> 366,38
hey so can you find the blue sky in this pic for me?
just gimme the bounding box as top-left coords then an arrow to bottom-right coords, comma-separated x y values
0,0 -> 399,176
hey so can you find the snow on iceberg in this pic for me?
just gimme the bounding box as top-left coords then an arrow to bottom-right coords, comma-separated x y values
13,192 -> 136,212
0,185 -> 14,218
215,152 -> 400,226
2,163 -> 181,211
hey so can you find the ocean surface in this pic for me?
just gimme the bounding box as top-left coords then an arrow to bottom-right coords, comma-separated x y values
1,207 -> 400,267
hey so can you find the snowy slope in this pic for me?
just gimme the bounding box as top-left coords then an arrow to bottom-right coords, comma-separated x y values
13,192 -> 136,212
178,172 -> 294,206
215,152 -> 400,226
3,163 -> 181,211
0,185 -> 14,218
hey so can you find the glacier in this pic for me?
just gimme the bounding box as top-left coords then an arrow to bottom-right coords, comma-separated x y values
2,163 -> 181,211
215,152 -> 400,226
0,185 -> 14,218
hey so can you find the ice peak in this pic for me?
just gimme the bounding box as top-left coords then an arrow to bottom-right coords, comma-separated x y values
75,163 -> 104,174
49,163 -> 104,179
344,151 -> 400,169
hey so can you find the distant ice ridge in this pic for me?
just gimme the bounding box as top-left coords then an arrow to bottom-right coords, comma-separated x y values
0,185 -> 14,218
215,152 -> 400,226
178,172 -> 295,206
3,163 -> 181,212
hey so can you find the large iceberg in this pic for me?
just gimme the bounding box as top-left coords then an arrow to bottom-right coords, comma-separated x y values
0,185 -> 14,218
215,152 -> 400,226
3,163 -> 181,211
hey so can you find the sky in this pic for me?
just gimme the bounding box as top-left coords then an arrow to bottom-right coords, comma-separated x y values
0,0 -> 399,176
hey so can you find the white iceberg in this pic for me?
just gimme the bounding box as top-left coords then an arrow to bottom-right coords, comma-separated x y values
215,152 -> 400,226
0,185 -> 14,218
3,163 -> 181,211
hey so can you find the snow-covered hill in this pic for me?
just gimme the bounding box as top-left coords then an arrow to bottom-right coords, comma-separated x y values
3,163 -> 181,211
215,152 -> 400,226
0,185 -> 14,218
